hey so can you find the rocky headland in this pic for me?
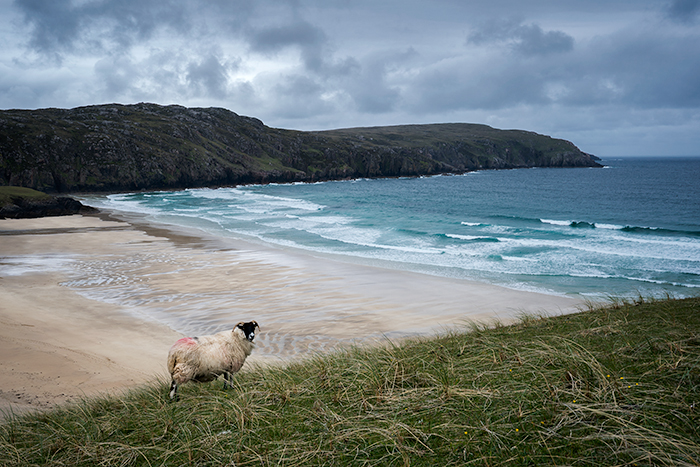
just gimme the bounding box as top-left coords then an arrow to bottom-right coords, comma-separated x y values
0,103 -> 601,194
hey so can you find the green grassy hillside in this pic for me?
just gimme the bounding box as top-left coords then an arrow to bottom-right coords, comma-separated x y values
2,296 -> 698,466
0,186 -> 50,207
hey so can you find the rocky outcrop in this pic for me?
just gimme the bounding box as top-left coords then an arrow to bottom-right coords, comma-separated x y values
0,104 -> 601,193
0,194 -> 97,219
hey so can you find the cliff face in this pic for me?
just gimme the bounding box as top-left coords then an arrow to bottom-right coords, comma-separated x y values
0,103 -> 601,193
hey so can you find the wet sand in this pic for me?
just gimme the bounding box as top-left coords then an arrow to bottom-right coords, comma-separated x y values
0,213 -> 584,418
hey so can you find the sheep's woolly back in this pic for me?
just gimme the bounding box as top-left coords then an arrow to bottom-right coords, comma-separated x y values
168,327 -> 255,385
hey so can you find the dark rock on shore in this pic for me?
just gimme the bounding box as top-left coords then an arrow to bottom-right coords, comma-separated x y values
0,103 -> 602,194
0,187 -> 97,219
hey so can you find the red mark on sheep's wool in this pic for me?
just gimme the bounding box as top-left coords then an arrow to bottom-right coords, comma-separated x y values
175,337 -> 198,346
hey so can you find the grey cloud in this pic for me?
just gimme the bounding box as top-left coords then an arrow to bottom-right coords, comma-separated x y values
265,74 -> 332,119
14,0 -> 81,54
666,0 -> 700,22
408,19 -> 700,116
247,20 -> 328,71
13,0 -> 230,56
88,47 -> 249,105
351,83 -> 400,114
187,55 -> 237,100
248,20 -> 325,54
577,29 -> 700,109
340,49 -> 417,114
0,67 -> 66,109
468,18 -> 574,56
513,24 -> 574,56
467,17 -> 523,44
93,54 -> 142,99
406,57 -> 550,113
3,0 -> 699,156
251,48 -> 416,120
245,12 -> 361,79
14,0 -> 189,56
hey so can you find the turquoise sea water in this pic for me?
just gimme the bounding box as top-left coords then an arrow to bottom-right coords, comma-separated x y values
84,157 -> 700,300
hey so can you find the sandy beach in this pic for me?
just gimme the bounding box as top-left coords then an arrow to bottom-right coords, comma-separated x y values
0,212 -> 583,418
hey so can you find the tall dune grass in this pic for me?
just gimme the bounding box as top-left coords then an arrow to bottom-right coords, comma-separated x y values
2,296 -> 699,466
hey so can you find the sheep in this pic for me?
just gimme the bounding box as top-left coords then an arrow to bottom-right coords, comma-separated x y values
167,321 -> 259,400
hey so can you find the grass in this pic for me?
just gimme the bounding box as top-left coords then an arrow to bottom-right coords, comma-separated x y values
1,296 -> 699,466
0,186 -> 50,208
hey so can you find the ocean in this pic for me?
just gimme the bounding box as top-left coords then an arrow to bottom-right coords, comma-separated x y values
83,157 -> 700,301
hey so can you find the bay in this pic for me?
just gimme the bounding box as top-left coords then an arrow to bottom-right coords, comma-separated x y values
83,157 -> 700,300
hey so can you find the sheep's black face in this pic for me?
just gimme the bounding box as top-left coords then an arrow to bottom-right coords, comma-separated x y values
237,321 -> 259,342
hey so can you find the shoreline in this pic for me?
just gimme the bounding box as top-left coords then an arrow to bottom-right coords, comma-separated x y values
0,213 -> 584,418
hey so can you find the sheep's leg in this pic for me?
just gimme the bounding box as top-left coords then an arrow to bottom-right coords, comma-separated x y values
223,372 -> 233,390
169,380 -> 179,401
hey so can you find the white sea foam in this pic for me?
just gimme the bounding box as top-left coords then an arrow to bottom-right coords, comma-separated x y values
500,255 -> 537,262
597,223 -> 624,230
298,215 -> 353,225
540,219 -> 571,226
0,255 -> 76,276
446,233 -> 499,241
189,188 -> 324,212
87,194 -> 159,215
187,187 -> 239,200
173,208 -> 203,212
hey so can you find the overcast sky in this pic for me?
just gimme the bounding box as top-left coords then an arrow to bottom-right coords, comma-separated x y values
1,0 -> 699,156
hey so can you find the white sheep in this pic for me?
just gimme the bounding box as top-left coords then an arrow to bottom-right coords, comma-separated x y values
167,321 -> 259,400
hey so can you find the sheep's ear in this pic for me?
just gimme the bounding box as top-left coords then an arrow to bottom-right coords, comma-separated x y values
252,320 -> 260,330
235,322 -> 244,330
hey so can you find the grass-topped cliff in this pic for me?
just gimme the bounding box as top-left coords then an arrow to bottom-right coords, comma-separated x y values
0,186 -> 94,218
0,104 -> 600,193
1,296 -> 698,466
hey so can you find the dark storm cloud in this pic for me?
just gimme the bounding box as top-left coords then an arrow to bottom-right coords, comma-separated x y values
14,0 -> 191,57
14,0 -> 81,52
